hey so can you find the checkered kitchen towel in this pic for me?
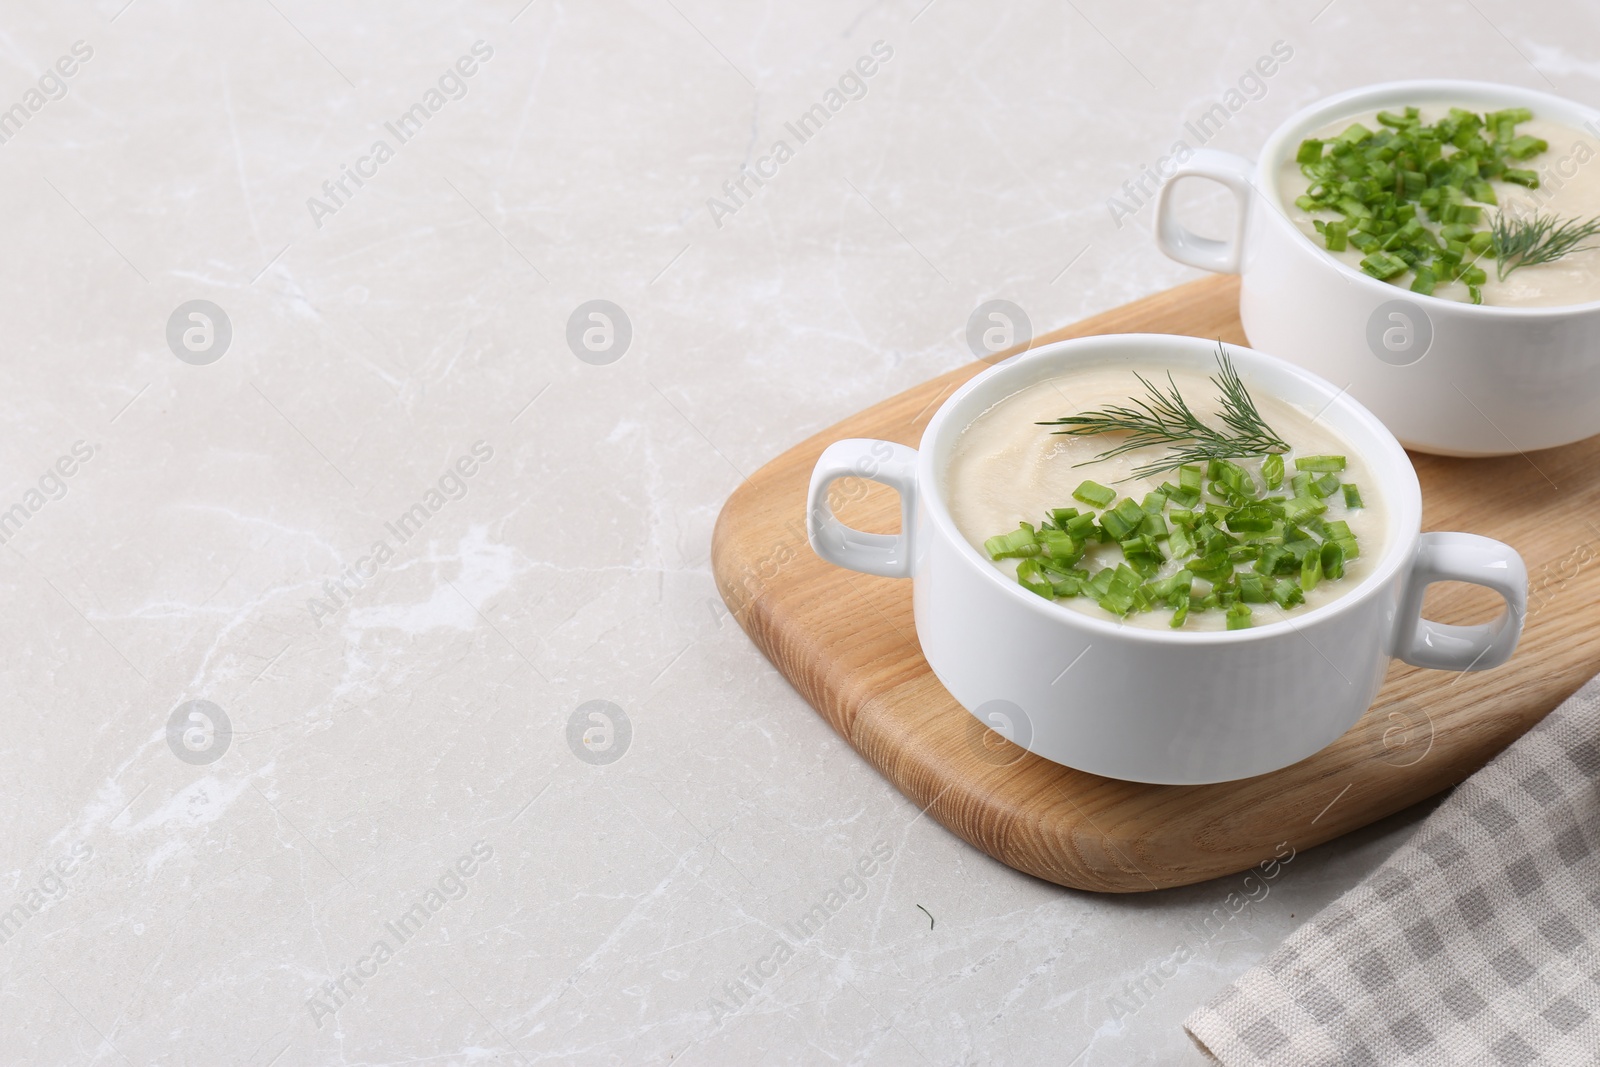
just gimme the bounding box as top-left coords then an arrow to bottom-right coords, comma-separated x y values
1186,675 -> 1600,1067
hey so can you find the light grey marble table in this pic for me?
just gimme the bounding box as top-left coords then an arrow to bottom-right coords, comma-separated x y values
0,1 -> 1590,1063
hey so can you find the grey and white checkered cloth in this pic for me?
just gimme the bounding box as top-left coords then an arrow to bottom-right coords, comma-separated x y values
1186,676 -> 1600,1067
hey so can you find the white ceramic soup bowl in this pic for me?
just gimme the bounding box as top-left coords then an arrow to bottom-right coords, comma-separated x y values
807,333 -> 1526,785
1153,79 -> 1600,457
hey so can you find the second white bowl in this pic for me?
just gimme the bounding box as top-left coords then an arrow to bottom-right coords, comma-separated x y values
1154,79 -> 1600,457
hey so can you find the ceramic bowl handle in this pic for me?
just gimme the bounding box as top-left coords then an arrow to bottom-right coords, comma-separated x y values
807,439 -> 918,579
1393,532 -> 1527,671
1153,148 -> 1256,274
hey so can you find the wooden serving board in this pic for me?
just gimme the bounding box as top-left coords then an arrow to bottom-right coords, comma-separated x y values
711,274 -> 1600,893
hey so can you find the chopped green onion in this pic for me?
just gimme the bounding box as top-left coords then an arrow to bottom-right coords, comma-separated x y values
1096,589 -> 1134,616
1166,525 -> 1195,559
1159,481 -> 1201,509
1073,480 -> 1116,508
985,524 -> 1038,559
1320,540 -> 1346,581
1487,107 -> 1532,125
1094,564 -> 1143,616
1282,496 -> 1326,523
1064,512 -> 1099,540
986,439 -> 1364,625
1225,504 -> 1275,534
1148,570 -> 1194,601
1038,530 -> 1083,563
1301,545 -> 1323,591
1016,559 -> 1053,598
1292,105 -> 1558,303
1188,551 -> 1233,582
1100,497 -> 1147,540
1262,452 -> 1284,490
1360,252 -> 1408,279
1270,577 -> 1305,608
1051,573 -> 1087,597
1507,135 -> 1548,159
1207,458 -> 1257,499
1120,537 -> 1164,576
1085,567 -> 1115,598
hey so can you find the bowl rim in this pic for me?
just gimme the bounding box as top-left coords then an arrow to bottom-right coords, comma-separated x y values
1255,78 -> 1600,317
917,333 -> 1424,645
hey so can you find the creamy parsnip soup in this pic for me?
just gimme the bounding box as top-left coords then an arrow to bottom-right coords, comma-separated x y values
944,355 -> 1385,631
1279,104 -> 1600,307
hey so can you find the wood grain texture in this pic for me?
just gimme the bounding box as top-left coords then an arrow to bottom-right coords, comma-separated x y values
711,273 -> 1600,893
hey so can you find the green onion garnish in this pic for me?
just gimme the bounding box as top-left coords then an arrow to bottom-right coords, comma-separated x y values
1015,558 -> 1053,598
1100,497 -> 1146,540
1360,252 -> 1408,280
995,370 -> 1368,625
984,524 -> 1039,560
1301,545 -> 1323,591
1158,481 -> 1201,509
1073,480 -> 1116,508
986,455 -> 1365,622
1506,135 -> 1548,159
1320,540 -> 1346,581
1291,105 -> 1576,302
1262,452 -> 1285,490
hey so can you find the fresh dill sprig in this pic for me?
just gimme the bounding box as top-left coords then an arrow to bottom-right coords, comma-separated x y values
1036,345 -> 1289,478
1491,211 -> 1600,281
